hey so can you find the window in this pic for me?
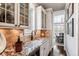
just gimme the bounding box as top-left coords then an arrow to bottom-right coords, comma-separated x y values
53,14 -> 65,37
53,15 -> 64,24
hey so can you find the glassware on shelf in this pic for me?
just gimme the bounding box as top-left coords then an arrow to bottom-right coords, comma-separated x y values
25,4 -> 28,8
20,7 -> 24,15
25,17 -> 28,26
20,3 -> 28,26
20,3 -> 25,8
6,11 -> 14,24
0,3 -> 5,8
0,8 -> 5,22
20,15 -> 25,25
6,3 -> 15,12
25,8 -> 28,16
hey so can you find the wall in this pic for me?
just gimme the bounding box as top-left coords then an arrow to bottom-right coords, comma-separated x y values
65,3 -> 79,56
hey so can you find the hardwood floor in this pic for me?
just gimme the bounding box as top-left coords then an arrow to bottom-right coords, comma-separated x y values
49,45 -> 66,56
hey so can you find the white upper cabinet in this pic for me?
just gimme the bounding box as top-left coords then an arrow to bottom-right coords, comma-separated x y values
17,3 -> 29,29
0,3 -> 29,29
46,8 -> 53,30
36,6 -> 46,29
0,3 -> 16,27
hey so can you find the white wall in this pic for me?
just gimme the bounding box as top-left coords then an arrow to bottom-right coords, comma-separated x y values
66,35 -> 77,55
65,4 -> 79,56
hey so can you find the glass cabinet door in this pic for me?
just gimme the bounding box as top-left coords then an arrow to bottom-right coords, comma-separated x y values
25,17 -> 28,26
6,3 -> 15,24
20,3 -> 25,25
6,3 -> 15,12
0,3 -> 5,23
20,15 -> 25,25
0,3 -> 15,24
20,3 -> 25,15
20,3 -> 28,26
6,11 -> 14,24
0,3 -> 5,8
24,4 -> 28,26
42,11 -> 46,28
0,8 -> 5,22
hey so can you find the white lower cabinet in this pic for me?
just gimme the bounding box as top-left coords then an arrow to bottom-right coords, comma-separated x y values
40,40 -> 49,56
40,45 -> 44,56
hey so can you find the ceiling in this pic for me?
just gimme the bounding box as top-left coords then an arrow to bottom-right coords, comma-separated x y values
38,3 -> 66,11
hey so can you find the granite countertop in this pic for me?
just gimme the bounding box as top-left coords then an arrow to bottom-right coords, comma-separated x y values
22,38 -> 48,56
0,38 -> 48,56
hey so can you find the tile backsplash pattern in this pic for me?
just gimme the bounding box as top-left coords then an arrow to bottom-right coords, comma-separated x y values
0,29 -> 23,50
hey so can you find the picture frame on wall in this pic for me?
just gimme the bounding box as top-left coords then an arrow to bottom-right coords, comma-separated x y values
67,23 -> 69,34
72,18 -> 74,37
67,18 -> 74,37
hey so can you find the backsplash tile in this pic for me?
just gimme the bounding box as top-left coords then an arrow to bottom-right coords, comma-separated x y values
0,29 -> 23,49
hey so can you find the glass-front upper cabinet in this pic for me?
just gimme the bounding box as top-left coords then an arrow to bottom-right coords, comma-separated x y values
18,3 -> 29,28
42,11 -> 46,28
6,3 -> 15,24
0,3 -> 16,27
36,6 -> 46,29
0,3 -> 5,23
